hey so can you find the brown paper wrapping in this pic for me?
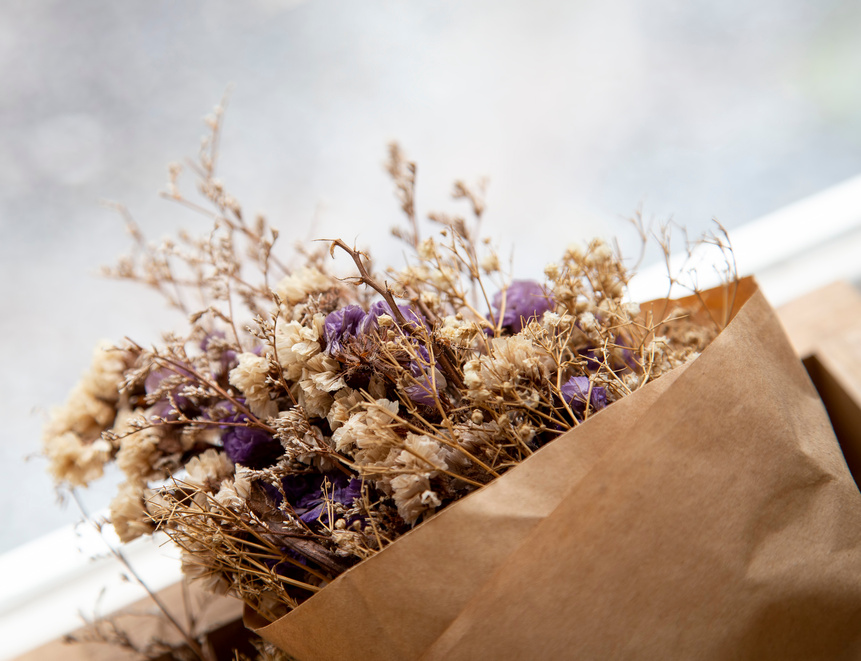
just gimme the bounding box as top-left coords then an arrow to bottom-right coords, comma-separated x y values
247,279 -> 861,660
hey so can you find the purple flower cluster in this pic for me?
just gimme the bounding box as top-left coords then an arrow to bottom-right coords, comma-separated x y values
222,425 -> 282,468
323,301 -> 443,406
145,367 -> 195,421
215,401 -> 282,468
270,473 -> 362,526
404,345 -> 447,407
322,305 -> 367,354
561,376 -> 607,414
322,301 -> 426,354
492,280 -> 554,332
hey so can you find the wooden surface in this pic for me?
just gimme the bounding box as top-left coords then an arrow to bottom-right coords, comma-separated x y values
13,580 -> 244,661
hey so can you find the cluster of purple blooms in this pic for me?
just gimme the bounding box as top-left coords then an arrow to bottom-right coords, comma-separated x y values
322,301 -> 445,407
492,281 -> 607,414
491,280 -> 554,332
322,300 -> 426,353
266,473 -> 363,526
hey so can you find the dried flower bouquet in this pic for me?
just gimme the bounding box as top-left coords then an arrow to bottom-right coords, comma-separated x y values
44,106 -> 740,638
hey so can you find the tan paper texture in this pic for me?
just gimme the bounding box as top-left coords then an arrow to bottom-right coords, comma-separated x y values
249,279 -> 861,660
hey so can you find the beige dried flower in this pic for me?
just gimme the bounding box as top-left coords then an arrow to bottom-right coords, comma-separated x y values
275,267 -> 332,305
464,335 -> 553,403
229,353 -> 278,419
183,448 -> 234,493
44,431 -> 113,487
274,318 -> 323,381
110,481 -> 155,543
214,467 -> 252,510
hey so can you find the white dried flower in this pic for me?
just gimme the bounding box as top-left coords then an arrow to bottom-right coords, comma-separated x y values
303,353 -> 346,392
543,262 -> 560,280
481,253 -> 500,273
215,467 -> 252,510
564,242 -> 585,261
275,320 -> 322,381
183,448 -> 234,492
437,315 -> 480,346
332,399 -> 400,460
417,237 -> 436,260
297,352 -> 344,418
275,267 -> 332,305
463,335 -> 553,402
327,388 -> 365,431
430,265 -> 457,289
420,291 -> 440,308
420,489 -> 442,508
623,301 -> 641,317
110,481 -> 155,543
298,381 -> 334,419
390,474 -> 432,524
386,434 -> 453,524
582,238 -> 614,267
229,353 -> 278,418
80,341 -> 129,402
114,408 -> 163,485
45,385 -> 116,443
578,311 -> 599,334
43,431 -> 112,487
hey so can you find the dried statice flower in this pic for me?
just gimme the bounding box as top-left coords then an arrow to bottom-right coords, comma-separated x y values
275,266 -> 333,307
110,480 -> 155,543
222,424 -> 280,468
387,434 -> 455,524
493,280 -> 554,332
114,409 -> 164,484
274,317 -> 324,381
561,376 -> 607,414
229,353 -> 278,419
322,305 -> 367,354
44,341 -> 131,487
463,335 -> 554,405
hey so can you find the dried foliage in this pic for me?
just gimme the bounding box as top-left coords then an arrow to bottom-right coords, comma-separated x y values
44,101 -> 737,632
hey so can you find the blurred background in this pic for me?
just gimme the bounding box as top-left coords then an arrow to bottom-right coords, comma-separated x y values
4,0 -> 861,553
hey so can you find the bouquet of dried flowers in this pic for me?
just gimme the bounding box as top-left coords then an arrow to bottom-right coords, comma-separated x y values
50,104 -> 861,661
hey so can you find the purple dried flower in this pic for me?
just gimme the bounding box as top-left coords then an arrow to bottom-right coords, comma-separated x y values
145,367 -> 194,419
323,305 -> 367,353
270,473 -> 362,526
361,300 -> 426,334
360,300 -> 390,334
405,348 -> 447,407
325,301 -> 427,355
561,376 -> 607,414
222,426 -> 281,468
492,280 -> 554,332
201,331 -> 238,375
405,373 -> 439,407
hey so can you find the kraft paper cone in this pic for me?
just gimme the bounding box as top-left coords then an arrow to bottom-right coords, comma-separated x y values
246,364 -> 692,660
423,286 -> 861,660
249,278 -> 861,660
